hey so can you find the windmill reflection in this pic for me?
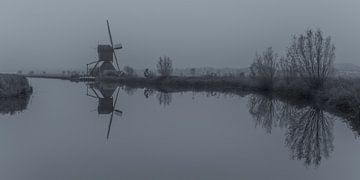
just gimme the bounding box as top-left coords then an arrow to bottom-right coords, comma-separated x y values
248,95 -> 334,166
87,82 -> 123,139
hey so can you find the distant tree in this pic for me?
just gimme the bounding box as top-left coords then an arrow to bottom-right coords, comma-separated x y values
17,70 -> 22,74
28,71 -> 34,75
123,66 -> 135,77
144,68 -> 155,78
190,68 -> 196,76
157,56 -> 173,77
250,47 -> 278,89
286,29 -> 335,89
62,70 -> 66,75
42,71 -> 46,75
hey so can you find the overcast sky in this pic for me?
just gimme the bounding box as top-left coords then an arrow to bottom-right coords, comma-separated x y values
0,0 -> 359,72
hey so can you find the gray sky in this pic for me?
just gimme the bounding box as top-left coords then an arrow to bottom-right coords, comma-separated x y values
0,0 -> 359,72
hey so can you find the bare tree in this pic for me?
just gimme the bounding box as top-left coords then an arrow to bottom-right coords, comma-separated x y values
286,29 -> 335,89
157,56 -> 173,77
250,47 -> 278,89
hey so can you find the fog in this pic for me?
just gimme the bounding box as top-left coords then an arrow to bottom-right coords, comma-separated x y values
0,0 -> 359,72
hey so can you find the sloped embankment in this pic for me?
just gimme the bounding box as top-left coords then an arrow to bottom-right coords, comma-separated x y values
0,74 -> 32,98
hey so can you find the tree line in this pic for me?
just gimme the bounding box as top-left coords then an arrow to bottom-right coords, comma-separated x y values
250,28 -> 336,91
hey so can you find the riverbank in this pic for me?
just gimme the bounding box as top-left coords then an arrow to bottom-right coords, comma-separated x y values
0,74 -> 33,98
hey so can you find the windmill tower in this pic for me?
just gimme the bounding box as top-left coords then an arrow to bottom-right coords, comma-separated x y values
87,20 -> 123,77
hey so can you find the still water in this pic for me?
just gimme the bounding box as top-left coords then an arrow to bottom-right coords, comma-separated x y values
0,79 -> 360,180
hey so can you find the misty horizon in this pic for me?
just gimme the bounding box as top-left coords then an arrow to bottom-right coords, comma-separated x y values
1,0 -> 360,72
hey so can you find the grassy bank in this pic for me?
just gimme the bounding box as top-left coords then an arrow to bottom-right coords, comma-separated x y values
0,74 -> 33,98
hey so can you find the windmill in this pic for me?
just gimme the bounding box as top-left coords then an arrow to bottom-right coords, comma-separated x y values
87,20 -> 123,77
87,82 -> 123,139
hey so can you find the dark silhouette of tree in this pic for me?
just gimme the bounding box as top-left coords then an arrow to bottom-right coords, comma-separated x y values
285,106 -> 334,167
157,56 -> 173,77
250,47 -> 278,90
144,68 -> 155,78
286,29 -> 335,89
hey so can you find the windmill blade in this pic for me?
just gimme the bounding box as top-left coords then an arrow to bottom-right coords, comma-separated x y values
106,20 -> 114,47
107,111 -> 114,139
106,87 -> 121,139
113,51 -> 121,71
113,86 -> 120,107
114,109 -> 123,116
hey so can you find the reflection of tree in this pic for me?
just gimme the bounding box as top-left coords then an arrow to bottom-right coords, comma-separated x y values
285,107 -> 334,167
0,95 -> 31,115
248,95 -> 283,133
248,95 -> 335,166
143,88 -> 155,98
157,92 -> 172,106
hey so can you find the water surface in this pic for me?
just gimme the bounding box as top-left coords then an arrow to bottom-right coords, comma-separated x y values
0,79 -> 359,180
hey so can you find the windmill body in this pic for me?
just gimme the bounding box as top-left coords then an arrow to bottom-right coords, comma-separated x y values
87,20 -> 122,77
